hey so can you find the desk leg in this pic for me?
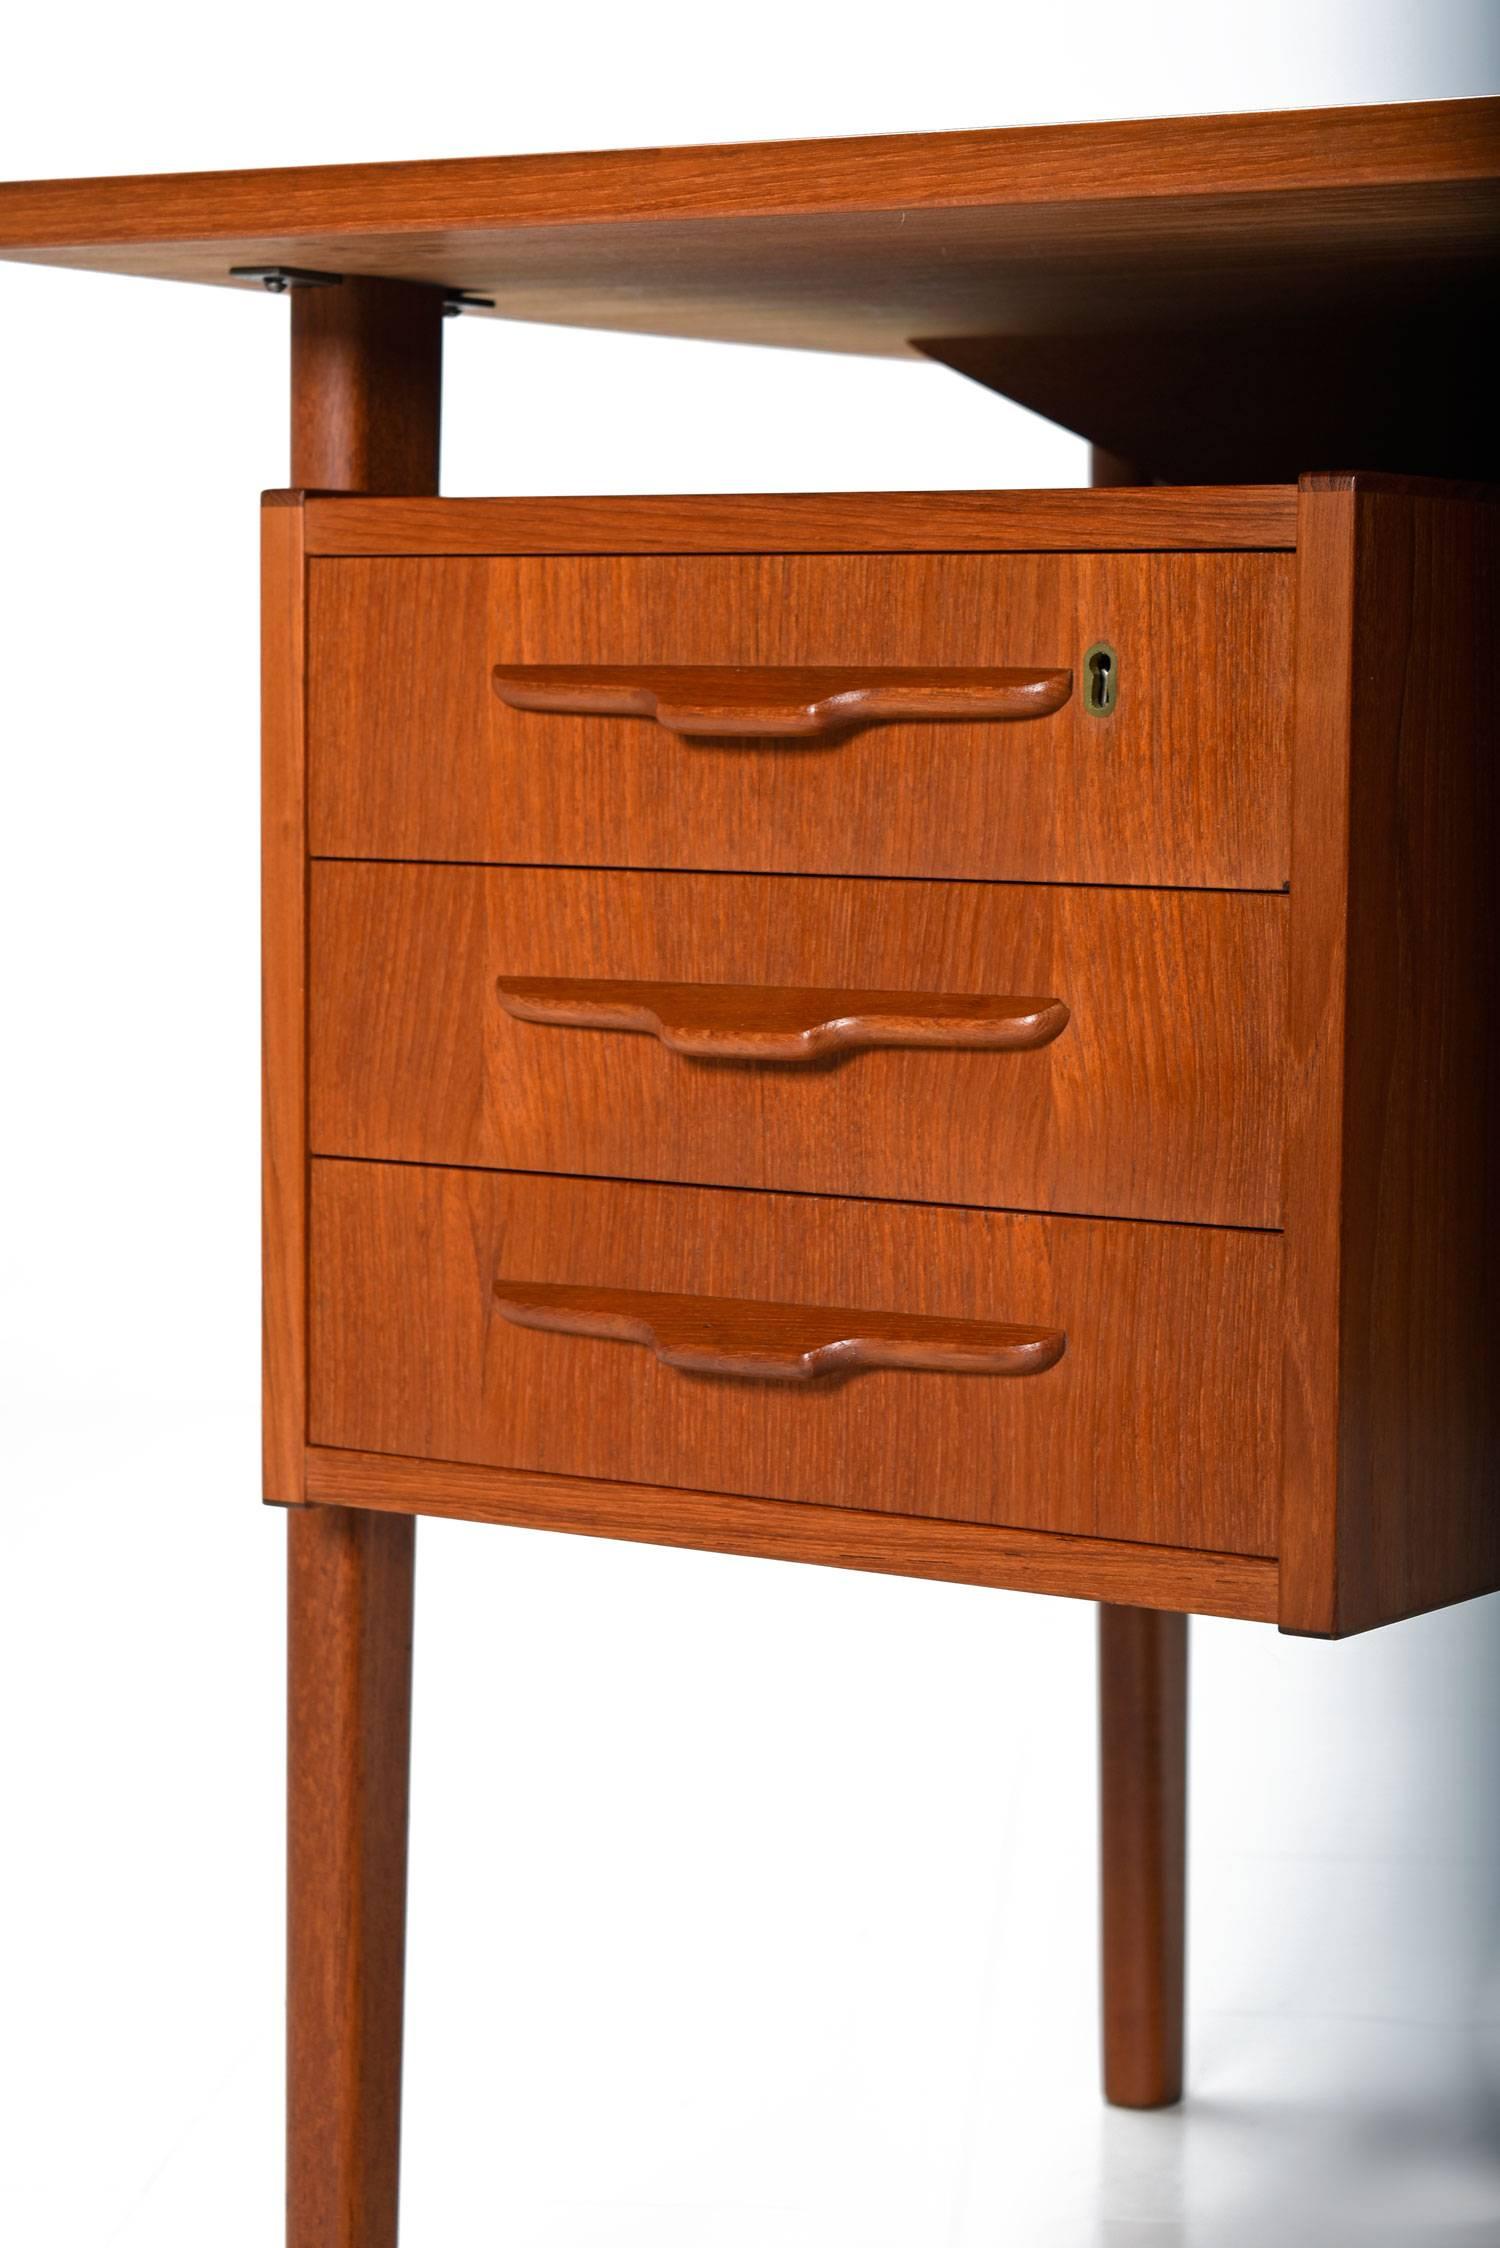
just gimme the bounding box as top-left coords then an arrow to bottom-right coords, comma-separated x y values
282,273 -> 440,2244
288,1507 -> 416,2247
1098,1604 -> 1188,2108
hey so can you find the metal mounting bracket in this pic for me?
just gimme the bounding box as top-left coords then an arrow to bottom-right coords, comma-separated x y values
230,264 -> 343,293
229,267 -> 493,315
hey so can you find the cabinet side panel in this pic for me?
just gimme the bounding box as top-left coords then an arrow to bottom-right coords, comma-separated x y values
1334,489 -> 1500,1631
1287,481 -> 1500,1634
263,498 -> 310,1503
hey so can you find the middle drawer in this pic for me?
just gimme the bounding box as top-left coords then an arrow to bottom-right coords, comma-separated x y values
311,865 -> 1285,1228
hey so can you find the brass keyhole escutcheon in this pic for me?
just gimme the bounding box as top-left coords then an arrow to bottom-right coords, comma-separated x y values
1083,641 -> 1118,717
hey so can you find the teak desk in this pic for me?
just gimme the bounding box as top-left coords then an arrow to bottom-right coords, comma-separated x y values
4,96 -> 1498,2245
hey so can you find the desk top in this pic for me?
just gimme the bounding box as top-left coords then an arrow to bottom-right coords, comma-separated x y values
0,98 -> 1496,355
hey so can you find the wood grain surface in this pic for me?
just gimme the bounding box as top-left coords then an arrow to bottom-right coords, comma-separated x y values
1,100 -> 1494,357
1281,476 -> 1500,1636
309,864 -> 1287,1228
304,1447 -> 1281,1624
308,550 -> 1294,887
297,486 -> 1300,556
307,1159 -> 1283,1555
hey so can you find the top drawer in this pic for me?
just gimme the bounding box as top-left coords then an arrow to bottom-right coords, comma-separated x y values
308,551 -> 1293,887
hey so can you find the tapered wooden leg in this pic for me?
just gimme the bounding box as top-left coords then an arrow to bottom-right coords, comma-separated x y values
1098,1603 -> 1187,2108
283,274 -> 441,2246
288,1506 -> 416,2248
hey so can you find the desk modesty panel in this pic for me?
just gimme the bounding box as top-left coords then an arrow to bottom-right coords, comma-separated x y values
268,478 -> 1499,1643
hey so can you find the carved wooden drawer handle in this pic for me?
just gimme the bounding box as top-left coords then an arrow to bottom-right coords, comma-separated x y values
495,976 -> 1070,1060
491,663 -> 1072,739
493,1279 -> 1067,1382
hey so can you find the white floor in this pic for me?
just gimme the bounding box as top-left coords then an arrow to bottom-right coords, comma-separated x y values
4,1394 -> 1498,2247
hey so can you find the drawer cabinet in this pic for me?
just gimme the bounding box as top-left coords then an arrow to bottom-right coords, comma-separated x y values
266,478 -> 1499,1640
307,547 -> 1294,887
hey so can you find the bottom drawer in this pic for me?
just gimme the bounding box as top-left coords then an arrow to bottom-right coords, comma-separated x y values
308,1160 -> 1281,1556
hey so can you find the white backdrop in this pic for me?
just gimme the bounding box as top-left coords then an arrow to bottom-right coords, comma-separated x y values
3,6 -> 1499,2243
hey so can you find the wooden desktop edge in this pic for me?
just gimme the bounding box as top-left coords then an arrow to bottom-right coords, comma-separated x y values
298,1446 -> 1280,1625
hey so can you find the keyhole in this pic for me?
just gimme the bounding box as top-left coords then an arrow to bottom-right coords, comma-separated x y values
1084,641 -> 1118,717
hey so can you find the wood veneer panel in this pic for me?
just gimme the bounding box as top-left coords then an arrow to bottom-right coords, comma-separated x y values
308,1160 -> 1282,1556
261,500 -> 308,1504
297,488 -> 1300,556
304,1448 -> 1280,1624
1,101 -> 1495,355
310,864 -> 1287,1228
308,550 -> 1293,887
1282,478 -> 1500,1636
